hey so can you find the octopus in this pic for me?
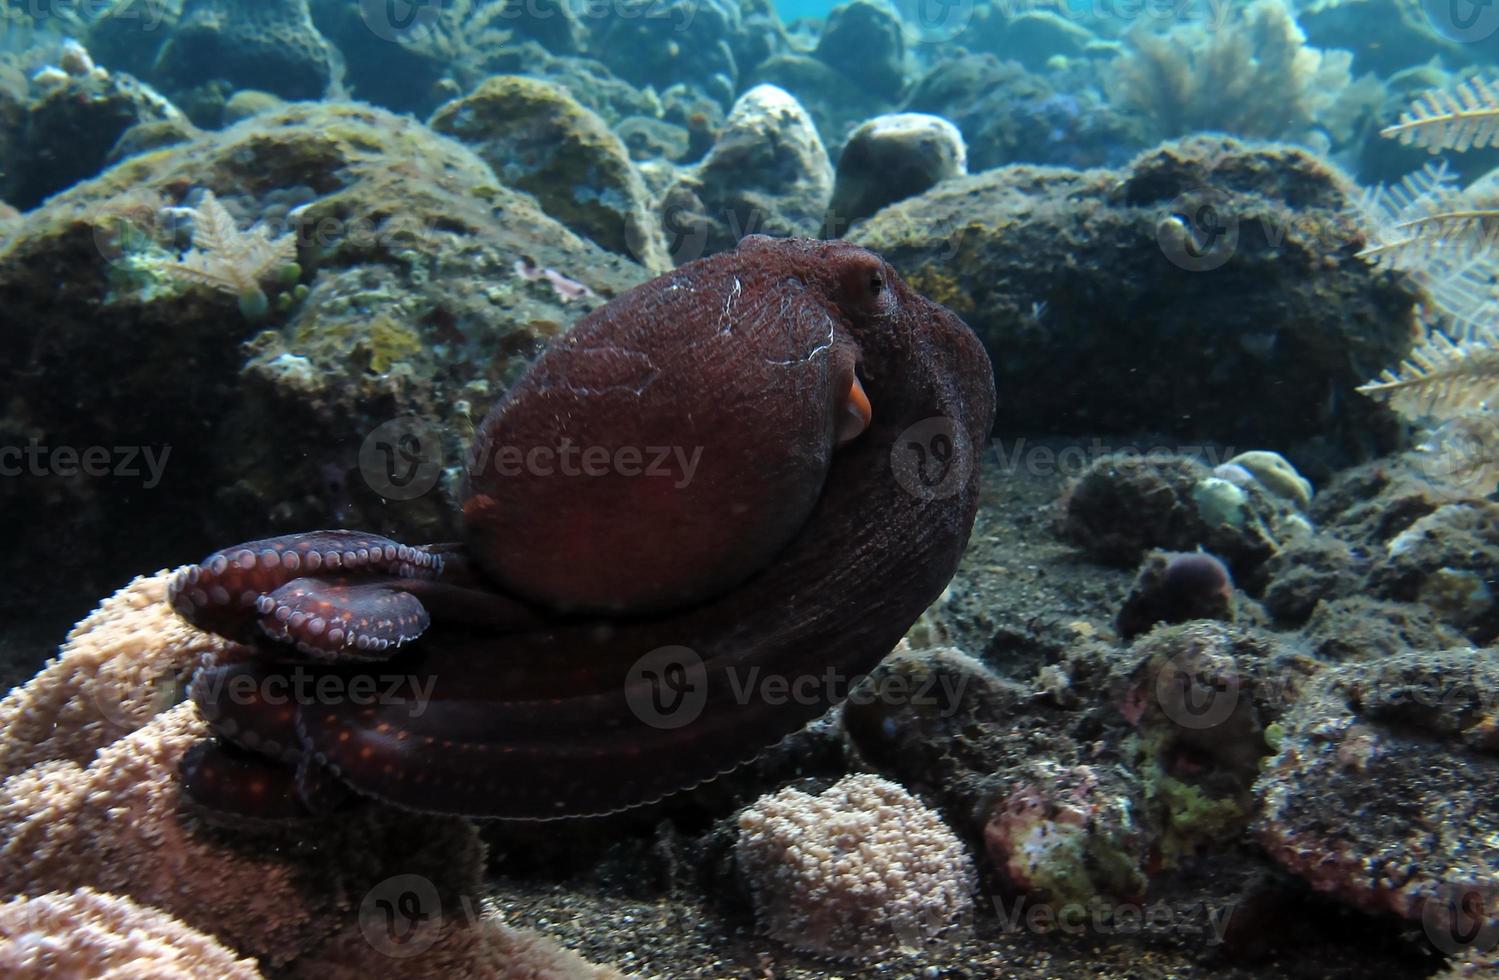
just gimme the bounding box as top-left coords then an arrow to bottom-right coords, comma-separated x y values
169,235 -> 997,821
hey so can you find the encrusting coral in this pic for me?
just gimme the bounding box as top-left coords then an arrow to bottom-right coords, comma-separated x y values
0,887 -> 264,979
0,572 -> 625,979
734,773 -> 975,959
0,569 -> 235,778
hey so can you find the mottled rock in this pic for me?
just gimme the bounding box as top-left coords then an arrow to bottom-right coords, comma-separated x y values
221,89 -> 286,125
1255,651 -> 1499,934
86,0 -> 184,81
431,76 -> 669,271
984,762 -> 1148,906
852,136 -> 1417,467
4,69 -> 184,210
306,0 -> 477,115
965,9 -> 1098,70
156,0 -> 338,107
485,42 -> 663,127
1260,535 -> 1367,625
106,117 -> 200,166
586,0 -> 742,106
659,85 -> 832,264
1371,502 -> 1499,642
829,112 -> 965,231
815,1 -> 906,100
615,116 -> 690,162
1301,597 -> 1467,662
1120,623 -> 1313,865
748,53 -> 888,157
843,646 -> 1026,810
903,53 -> 1139,171
0,102 -> 644,638
1059,453 -> 1302,586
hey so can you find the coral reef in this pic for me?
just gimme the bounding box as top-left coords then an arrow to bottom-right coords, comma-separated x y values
156,0 -> 339,111
0,887 -> 263,979
983,763 -> 1149,907
585,0 -> 745,107
0,581 -> 623,977
734,773 -> 975,958
746,52 -> 889,158
0,46 -> 184,210
1058,453 -> 1301,583
841,644 -> 1039,816
901,54 -> 1138,172
303,0 -> 498,117
1105,0 -> 1366,151
1369,501 -> 1499,640
1118,623 -> 1312,866
0,570 -> 232,777
814,0 -> 906,102
660,85 -> 833,263
1255,650 -> 1499,931
852,136 -> 1419,466
829,112 -> 965,231
430,76 -> 669,271
0,100 -> 645,641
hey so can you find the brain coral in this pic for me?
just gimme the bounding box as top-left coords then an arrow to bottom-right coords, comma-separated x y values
734,773 -> 975,958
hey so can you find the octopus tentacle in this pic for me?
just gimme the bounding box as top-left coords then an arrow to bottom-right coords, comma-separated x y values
180,738 -> 312,826
256,578 -> 431,660
188,658 -> 303,759
168,531 -> 443,646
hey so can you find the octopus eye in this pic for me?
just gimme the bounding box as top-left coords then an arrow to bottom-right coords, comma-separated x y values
837,253 -> 893,310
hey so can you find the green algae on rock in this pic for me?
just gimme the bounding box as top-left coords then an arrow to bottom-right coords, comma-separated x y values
851,136 -> 1422,470
0,101 -> 645,642
430,75 -> 670,272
